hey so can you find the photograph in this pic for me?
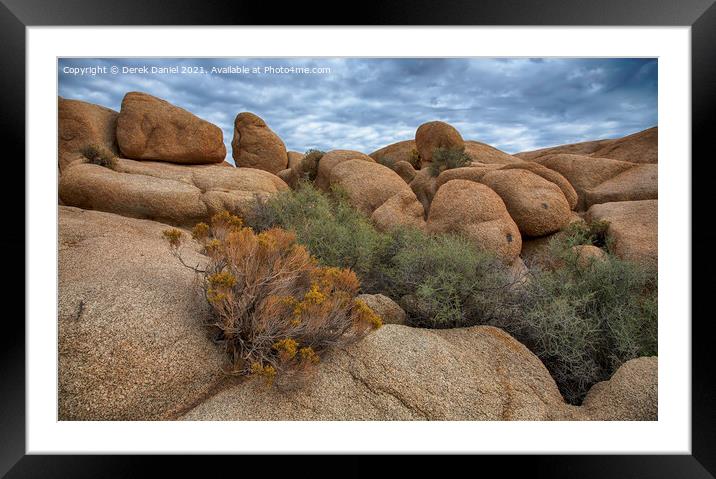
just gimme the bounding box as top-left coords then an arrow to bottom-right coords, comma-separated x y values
56,57 -> 659,422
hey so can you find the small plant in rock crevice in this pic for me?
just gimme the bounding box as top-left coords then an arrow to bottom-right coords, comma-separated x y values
80,144 -> 117,170
427,147 -> 472,177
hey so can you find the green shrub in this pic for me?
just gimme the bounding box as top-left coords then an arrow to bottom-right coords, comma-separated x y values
428,147 -> 472,177
503,247 -> 657,404
554,219 -> 612,250
297,149 -> 324,181
379,228 -> 517,328
245,181 -> 392,291
80,144 -> 117,170
377,156 -> 397,169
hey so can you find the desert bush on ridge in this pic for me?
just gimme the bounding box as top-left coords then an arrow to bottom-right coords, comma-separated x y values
297,149 -> 325,181
163,211 -> 381,388
80,144 -> 117,170
245,182 -> 657,404
428,147 -> 472,177
499,244 -> 658,404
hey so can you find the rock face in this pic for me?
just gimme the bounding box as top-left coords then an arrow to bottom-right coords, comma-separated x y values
356,294 -> 407,326
328,160 -> 411,216
231,112 -> 288,174
535,154 -> 635,210
58,97 -> 119,172
581,357 -> 658,420
369,140 -> 417,166
59,158 -> 288,226
409,168 -> 438,214
591,127 -> 658,164
480,169 -> 571,237
500,162 -> 578,210
315,149 -> 374,191
571,244 -> 607,269
180,325 -> 573,420
427,179 -> 522,262
59,207 -> 226,420
415,121 -> 465,164
515,138 -> 613,162
116,92 -> 226,164
464,141 -> 523,165
584,164 -> 657,208
371,189 -> 426,232
586,200 -> 657,264
287,151 -> 304,171
393,160 -> 418,183
434,165 -> 499,191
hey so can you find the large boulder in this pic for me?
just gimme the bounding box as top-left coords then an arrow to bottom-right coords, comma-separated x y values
59,207 -> 226,420
116,92 -> 225,164
535,154 -> 635,210
356,294 -> 407,326
370,189 -> 426,232
499,162 -> 578,210
231,112 -> 287,174
584,164 -> 658,208
315,149 -> 374,191
586,200 -> 657,264
581,357 -> 658,420
328,160 -> 410,216
369,139 -> 417,166
480,169 -> 571,237
415,121 -> 464,164
434,165 -> 500,191
427,179 -> 522,262
464,140 -> 523,165
180,325 -> 573,420
58,97 -> 119,173
591,127 -> 658,164
59,158 -> 288,226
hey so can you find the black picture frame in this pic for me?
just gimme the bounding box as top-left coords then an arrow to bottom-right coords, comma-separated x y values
3,0 -> 712,476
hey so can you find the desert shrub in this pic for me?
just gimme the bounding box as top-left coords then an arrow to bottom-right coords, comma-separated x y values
379,228 -> 518,328
554,219 -> 612,251
245,182 -> 392,291
297,149 -> 325,181
428,147 -> 472,177
504,247 -> 657,404
80,144 -> 117,170
377,156 -> 397,169
163,211 -> 381,388
408,148 -> 422,169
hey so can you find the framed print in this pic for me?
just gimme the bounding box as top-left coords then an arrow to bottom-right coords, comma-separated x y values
5,0 -> 713,476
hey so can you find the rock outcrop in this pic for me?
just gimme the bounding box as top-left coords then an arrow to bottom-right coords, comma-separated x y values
464,140 -> 523,165
584,164 -> 657,208
535,154 -> 635,210
369,140 -> 417,166
59,207 -> 226,420
586,200 -> 658,264
180,325 -> 574,420
58,97 -> 119,172
328,160 -> 413,216
231,112 -> 288,173
415,121 -> 465,164
370,189 -> 426,232
581,356 -> 658,420
315,149 -> 374,191
480,169 -> 571,237
116,92 -> 226,164
59,158 -> 288,226
427,179 -> 522,262
356,294 -> 407,326
591,127 -> 658,164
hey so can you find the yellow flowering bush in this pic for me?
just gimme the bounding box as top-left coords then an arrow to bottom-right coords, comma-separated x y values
163,210 -> 380,388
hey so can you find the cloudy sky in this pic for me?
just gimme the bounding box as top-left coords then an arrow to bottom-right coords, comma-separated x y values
58,58 -> 657,162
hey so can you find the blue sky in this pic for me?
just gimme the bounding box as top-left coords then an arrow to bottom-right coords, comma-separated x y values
58,58 -> 657,160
